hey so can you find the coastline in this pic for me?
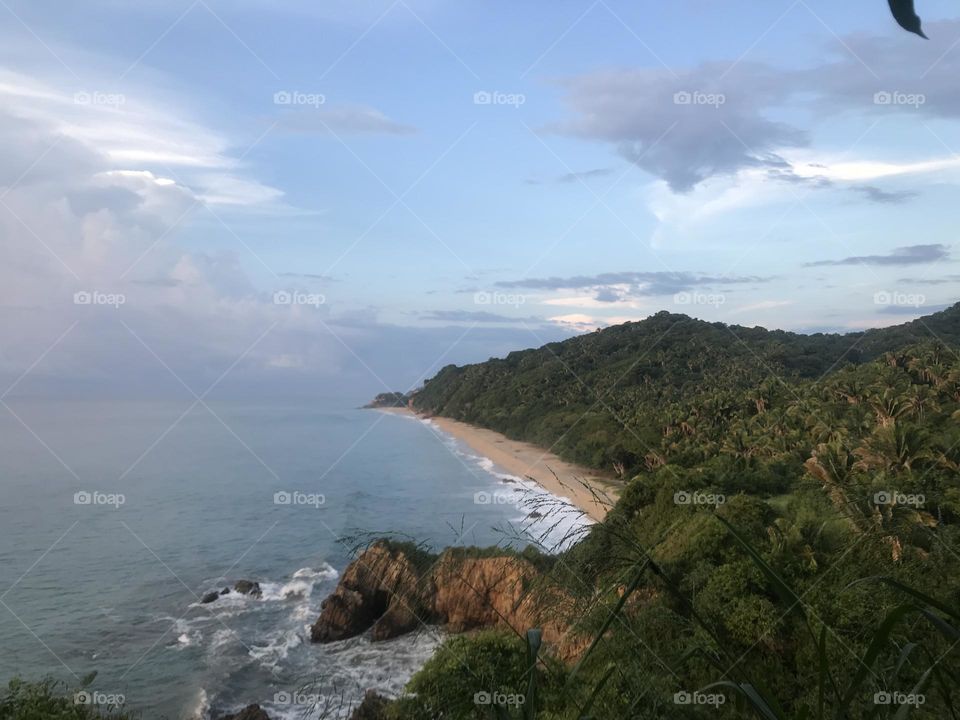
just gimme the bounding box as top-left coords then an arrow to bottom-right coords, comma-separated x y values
377,407 -> 618,521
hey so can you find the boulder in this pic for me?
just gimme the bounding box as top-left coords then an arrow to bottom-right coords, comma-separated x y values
219,703 -> 270,720
310,541 -> 422,642
311,588 -> 381,642
234,580 -> 262,598
200,591 -> 220,604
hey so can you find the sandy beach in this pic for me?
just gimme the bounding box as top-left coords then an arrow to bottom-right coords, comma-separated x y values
379,407 -> 619,521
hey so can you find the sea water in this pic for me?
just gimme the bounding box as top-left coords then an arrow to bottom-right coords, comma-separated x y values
0,400 -> 590,719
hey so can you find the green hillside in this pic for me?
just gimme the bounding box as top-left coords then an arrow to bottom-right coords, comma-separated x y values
393,303 -> 960,718
412,304 -> 960,476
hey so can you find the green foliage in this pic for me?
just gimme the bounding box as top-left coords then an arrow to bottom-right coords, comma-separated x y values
389,630 -> 564,720
412,306 -> 960,478
0,678 -> 136,720
396,308 -> 960,718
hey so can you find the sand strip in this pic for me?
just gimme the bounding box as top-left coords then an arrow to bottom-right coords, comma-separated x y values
378,407 -> 618,521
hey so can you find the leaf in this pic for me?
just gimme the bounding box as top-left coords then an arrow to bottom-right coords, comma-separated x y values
888,0 -> 929,39
892,665 -> 933,720
918,608 -> 960,641
818,625 -> 828,720
567,561 -> 647,685
846,577 -> 960,621
578,663 -> 615,719
699,681 -> 784,720
837,603 -> 916,717
523,628 -> 542,720
892,642 -> 918,679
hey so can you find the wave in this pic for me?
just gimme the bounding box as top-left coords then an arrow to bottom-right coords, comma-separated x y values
248,627 -> 304,670
422,423 -> 593,552
184,687 -> 209,720
253,631 -> 445,720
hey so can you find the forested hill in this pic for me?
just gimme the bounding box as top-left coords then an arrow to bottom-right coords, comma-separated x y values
411,303 -> 960,474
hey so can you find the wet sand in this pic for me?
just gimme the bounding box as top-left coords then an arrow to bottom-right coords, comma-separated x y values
378,407 -> 618,521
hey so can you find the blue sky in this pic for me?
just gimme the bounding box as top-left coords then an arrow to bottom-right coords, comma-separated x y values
1,0 -> 959,398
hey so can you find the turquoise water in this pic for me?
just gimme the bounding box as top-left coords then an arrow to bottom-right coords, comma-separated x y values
0,400 -> 587,719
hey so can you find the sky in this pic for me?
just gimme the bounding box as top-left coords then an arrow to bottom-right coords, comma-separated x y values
1,0 -> 959,400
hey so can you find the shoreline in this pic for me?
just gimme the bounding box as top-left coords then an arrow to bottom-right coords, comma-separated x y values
377,407 -> 618,521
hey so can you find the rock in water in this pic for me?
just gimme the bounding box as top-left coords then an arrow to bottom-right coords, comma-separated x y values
200,591 -> 220,604
310,541 -> 421,642
218,704 -> 271,720
310,540 -> 584,658
233,580 -> 262,598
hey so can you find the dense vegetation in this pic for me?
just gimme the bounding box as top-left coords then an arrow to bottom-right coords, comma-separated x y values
413,305 -> 960,477
397,306 -> 960,718
0,677 -> 136,720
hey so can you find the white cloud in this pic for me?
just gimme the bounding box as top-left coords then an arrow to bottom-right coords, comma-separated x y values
728,300 -> 794,314
0,68 -> 286,208
787,155 -> 960,183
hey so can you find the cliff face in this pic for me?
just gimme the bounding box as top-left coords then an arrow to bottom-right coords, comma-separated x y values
312,541 -> 579,658
311,541 -> 424,642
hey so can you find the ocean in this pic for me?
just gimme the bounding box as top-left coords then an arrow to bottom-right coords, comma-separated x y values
0,399 -> 589,719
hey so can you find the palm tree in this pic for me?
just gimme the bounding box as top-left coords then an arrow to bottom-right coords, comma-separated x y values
854,423 -> 932,473
905,384 -> 939,421
868,388 -> 911,428
804,439 -> 859,523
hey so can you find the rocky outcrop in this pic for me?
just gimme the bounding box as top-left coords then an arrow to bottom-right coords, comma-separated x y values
311,540 -> 577,658
349,690 -> 390,720
311,541 -> 424,642
218,704 -> 270,720
201,587 -> 230,604
234,580 -> 262,597
363,392 -> 409,408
